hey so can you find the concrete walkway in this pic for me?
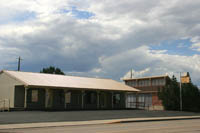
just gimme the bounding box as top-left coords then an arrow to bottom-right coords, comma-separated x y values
1,116 -> 200,130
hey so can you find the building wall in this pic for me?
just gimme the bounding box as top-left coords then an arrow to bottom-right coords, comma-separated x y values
124,76 -> 168,110
0,73 -> 23,108
152,93 -> 162,106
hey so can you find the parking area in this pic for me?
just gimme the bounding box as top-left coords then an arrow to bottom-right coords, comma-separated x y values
0,110 -> 200,124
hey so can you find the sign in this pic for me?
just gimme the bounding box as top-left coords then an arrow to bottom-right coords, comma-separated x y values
32,90 -> 38,102
181,76 -> 190,83
65,92 -> 71,104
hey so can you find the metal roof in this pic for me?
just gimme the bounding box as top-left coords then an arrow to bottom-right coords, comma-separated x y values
1,70 -> 139,92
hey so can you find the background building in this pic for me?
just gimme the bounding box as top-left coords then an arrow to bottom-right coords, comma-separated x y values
123,75 -> 170,110
0,70 -> 139,111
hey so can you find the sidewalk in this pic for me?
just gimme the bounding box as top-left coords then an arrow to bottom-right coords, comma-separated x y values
1,116 -> 200,130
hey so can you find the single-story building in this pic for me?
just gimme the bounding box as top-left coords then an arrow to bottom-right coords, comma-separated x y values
0,70 -> 139,110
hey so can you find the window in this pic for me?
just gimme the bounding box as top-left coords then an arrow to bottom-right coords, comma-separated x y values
159,79 -> 164,85
138,80 -> 142,86
152,79 -> 157,86
113,93 -> 121,104
32,90 -> 38,102
86,92 -> 97,104
131,81 -> 137,87
144,80 -> 150,86
133,81 -> 137,86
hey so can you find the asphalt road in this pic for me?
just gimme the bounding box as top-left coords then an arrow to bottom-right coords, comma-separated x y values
0,110 -> 200,124
1,119 -> 200,133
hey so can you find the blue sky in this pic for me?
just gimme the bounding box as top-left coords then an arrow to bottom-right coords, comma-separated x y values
0,11 -> 36,25
151,39 -> 199,56
13,11 -> 36,22
60,7 -> 94,19
1,0 -> 200,85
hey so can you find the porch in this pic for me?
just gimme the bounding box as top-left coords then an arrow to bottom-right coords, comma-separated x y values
14,86 -> 126,110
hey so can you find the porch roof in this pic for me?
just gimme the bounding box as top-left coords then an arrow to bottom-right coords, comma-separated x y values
1,70 -> 139,92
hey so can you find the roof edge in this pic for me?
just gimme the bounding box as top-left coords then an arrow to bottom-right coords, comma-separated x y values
27,85 -> 140,92
123,75 -> 169,81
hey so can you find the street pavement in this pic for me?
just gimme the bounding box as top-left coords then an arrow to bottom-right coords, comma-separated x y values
1,119 -> 200,133
0,116 -> 200,130
0,110 -> 200,124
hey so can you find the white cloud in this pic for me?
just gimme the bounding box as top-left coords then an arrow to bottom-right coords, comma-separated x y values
190,43 -> 200,52
98,46 -> 200,84
122,68 -> 151,80
0,0 -> 200,86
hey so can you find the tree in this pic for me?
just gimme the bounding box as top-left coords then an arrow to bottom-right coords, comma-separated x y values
159,75 -> 200,112
159,76 -> 180,110
40,66 -> 65,75
182,83 -> 200,112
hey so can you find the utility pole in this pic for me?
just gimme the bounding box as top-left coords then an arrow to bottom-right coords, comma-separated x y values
179,72 -> 182,111
175,72 -> 183,111
17,56 -> 22,71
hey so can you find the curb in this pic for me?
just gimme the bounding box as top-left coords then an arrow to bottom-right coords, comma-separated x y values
0,116 -> 200,130
114,116 -> 200,123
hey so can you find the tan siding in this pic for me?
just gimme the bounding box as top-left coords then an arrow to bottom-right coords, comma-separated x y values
0,73 -> 23,108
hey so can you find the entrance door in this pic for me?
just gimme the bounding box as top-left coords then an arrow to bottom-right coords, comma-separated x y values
14,86 -> 25,108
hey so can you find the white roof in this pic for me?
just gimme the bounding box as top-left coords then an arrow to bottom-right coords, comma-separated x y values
1,70 -> 139,92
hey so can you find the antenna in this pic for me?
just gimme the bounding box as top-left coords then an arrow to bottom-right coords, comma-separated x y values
17,56 -> 23,71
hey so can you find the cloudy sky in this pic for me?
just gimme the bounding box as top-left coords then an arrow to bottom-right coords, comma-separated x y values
0,0 -> 200,85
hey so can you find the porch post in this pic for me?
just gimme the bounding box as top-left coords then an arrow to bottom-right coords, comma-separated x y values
82,90 -> 85,109
111,92 -> 114,109
45,88 -> 49,109
97,91 -> 100,109
64,89 -> 67,109
124,92 -> 127,109
24,87 -> 28,108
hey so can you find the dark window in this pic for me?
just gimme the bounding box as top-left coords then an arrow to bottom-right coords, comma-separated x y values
113,93 -> 121,104
86,92 -> 96,104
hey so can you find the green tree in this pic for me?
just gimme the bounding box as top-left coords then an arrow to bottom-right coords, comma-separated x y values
182,83 -> 200,112
40,66 -> 65,75
159,76 -> 180,110
159,75 -> 200,112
